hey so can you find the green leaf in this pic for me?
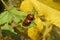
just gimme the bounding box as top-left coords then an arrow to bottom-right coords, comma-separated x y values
0,11 -> 7,19
2,30 -> 20,40
21,21 -> 37,28
8,7 -> 36,16
0,11 -> 12,24
13,15 -> 26,24
16,27 -> 23,32
8,7 -> 27,16
8,13 -> 12,23
29,21 -> 37,27
27,9 -> 36,14
1,24 -> 14,33
0,12 -> 8,24
13,15 -> 21,24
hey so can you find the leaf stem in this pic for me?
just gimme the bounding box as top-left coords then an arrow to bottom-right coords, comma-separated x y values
1,0 -> 8,10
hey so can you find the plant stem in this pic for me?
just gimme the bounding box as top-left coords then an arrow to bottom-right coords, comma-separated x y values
1,0 -> 8,10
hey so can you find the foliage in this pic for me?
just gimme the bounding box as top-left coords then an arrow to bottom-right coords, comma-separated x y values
0,0 -> 60,40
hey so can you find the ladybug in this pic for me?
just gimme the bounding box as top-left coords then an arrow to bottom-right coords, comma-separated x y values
27,14 -> 34,20
23,14 -> 34,26
23,18 -> 31,26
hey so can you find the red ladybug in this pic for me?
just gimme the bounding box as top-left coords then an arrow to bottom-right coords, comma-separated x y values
27,14 -> 34,20
23,18 -> 31,26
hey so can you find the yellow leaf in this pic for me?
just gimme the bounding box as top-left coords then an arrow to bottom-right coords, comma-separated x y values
20,0 -> 33,12
29,0 -> 60,28
29,0 -> 46,16
34,13 -> 43,32
28,27 -> 40,40
38,0 -> 60,11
